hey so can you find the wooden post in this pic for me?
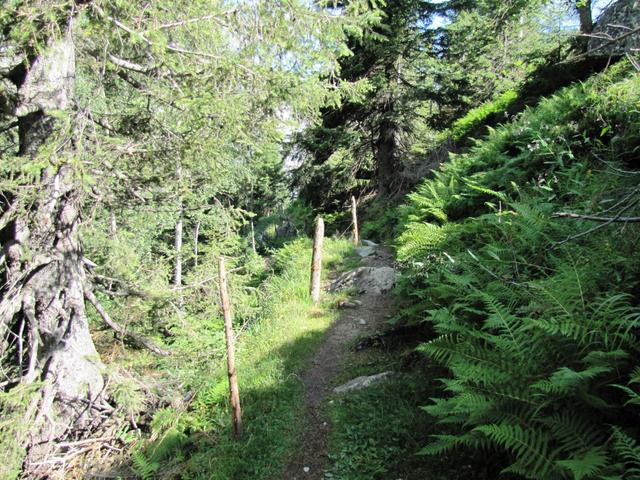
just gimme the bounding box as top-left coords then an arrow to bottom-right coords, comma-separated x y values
250,219 -> 257,255
309,217 -> 324,304
351,196 -> 360,246
218,256 -> 242,439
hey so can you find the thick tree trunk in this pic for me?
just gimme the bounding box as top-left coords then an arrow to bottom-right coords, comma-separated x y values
577,0 -> 594,51
0,24 -> 104,463
578,0 -> 594,34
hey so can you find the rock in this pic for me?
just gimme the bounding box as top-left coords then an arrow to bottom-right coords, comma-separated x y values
355,246 -> 375,257
338,299 -> 361,309
588,0 -> 640,56
333,371 -> 395,394
0,43 -> 24,75
303,467 -> 310,473
361,239 -> 378,247
328,267 -> 397,295
0,78 -> 18,114
358,319 -> 367,326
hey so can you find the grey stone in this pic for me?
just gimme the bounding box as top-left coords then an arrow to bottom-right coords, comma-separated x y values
361,239 -> 378,247
328,267 -> 397,295
588,0 -> 640,56
333,371 -> 395,394
0,78 -> 18,114
355,246 -> 375,257
0,43 -> 24,75
338,299 -> 362,309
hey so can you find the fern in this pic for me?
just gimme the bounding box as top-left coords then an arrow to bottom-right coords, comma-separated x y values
556,447 -> 609,480
611,428 -> 640,479
475,423 -> 558,479
132,449 -> 159,480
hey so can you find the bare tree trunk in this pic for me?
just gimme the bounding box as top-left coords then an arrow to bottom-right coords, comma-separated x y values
174,204 -> 183,288
110,210 -> 118,238
193,220 -> 200,267
250,219 -> 257,254
351,196 -> 360,246
0,24 -> 104,463
218,256 -> 242,438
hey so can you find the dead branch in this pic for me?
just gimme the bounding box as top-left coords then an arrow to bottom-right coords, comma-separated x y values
552,212 -> 640,222
84,289 -> 171,356
568,25 -> 640,61
107,54 -> 155,73
156,10 -> 237,29
554,198 -> 640,247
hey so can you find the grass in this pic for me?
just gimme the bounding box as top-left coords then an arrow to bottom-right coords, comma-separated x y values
132,237 -> 355,479
325,331 -> 510,480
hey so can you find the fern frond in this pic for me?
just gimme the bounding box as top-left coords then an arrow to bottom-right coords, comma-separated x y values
132,449 -> 159,480
556,446 -> 609,480
475,423 -> 558,479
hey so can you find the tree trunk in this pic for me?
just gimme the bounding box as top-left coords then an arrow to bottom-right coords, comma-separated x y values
375,90 -> 400,197
174,204 -> 183,288
577,0 -> 593,35
309,217 -> 324,304
0,24 -> 104,461
194,220 -> 200,267
577,0 -> 594,51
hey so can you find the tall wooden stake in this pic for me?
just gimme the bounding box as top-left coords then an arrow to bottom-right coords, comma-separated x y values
218,256 -> 242,439
309,217 -> 325,304
351,195 -> 360,246
250,219 -> 257,255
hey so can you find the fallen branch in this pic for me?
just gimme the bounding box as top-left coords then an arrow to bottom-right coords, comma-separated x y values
554,198 -> 640,247
552,212 -> 640,222
84,290 -> 171,356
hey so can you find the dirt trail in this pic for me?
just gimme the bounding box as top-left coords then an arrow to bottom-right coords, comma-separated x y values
282,246 -> 396,480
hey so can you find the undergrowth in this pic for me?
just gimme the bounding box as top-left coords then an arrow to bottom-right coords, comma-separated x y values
127,238 -> 354,479
396,60 -> 640,479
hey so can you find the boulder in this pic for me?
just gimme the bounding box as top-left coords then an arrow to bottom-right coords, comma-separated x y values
333,371 -> 396,394
355,246 -> 375,258
588,0 -> 640,56
328,267 -> 397,295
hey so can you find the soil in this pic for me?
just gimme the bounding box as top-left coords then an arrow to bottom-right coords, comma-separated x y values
281,245 -> 396,480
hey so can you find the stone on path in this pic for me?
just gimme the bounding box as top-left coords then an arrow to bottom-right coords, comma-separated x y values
361,239 -> 378,247
355,246 -> 375,258
328,267 -> 397,295
338,299 -> 362,309
333,371 -> 395,394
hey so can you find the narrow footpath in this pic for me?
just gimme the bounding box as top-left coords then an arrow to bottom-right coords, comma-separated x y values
282,244 -> 397,480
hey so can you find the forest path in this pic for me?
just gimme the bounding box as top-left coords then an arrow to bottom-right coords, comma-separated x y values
281,245 -> 396,480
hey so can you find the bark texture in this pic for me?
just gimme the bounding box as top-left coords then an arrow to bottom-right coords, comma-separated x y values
1,25 -> 104,458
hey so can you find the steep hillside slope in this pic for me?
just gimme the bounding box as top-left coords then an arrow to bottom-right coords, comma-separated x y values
394,60 -> 640,478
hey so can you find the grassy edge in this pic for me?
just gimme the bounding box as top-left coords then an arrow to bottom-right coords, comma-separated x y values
135,238 -> 355,479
